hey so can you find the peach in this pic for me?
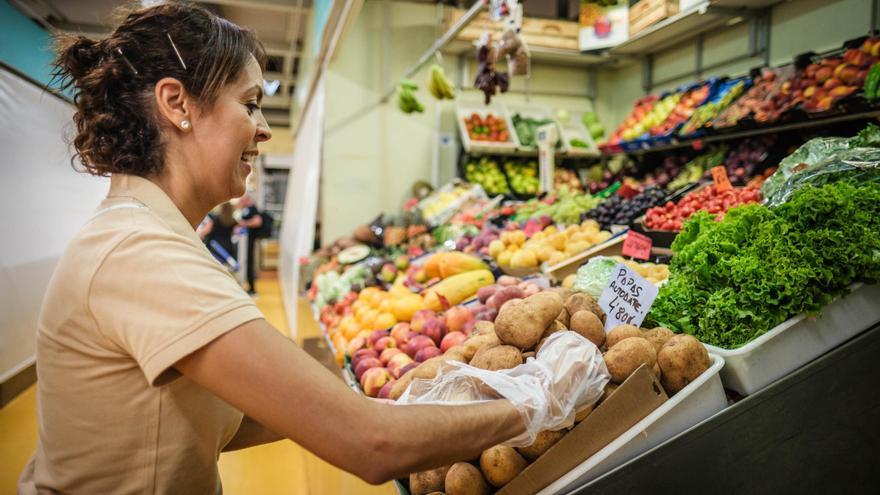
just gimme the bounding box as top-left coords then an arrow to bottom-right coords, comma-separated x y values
378,380 -> 396,399
803,86 -> 817,98
421,318 -> 447,346
397,362 -> 419,379
345,337 -> 368,357
823,78 -> 842,90
361,367 -> 392,397
838,66 -> 860,84
445,306 -> 474,333
816,95 -> 835,111
829,85 -> 857,97
406,335 -> 436,358
461,319 -> 476,336
411,309 -> 436,332
373,336 -> 397,353
351,348 -> 379,369
390,322 -> 412,345
415,346 -> 443,363
354,357 -> 382,381
441,331 -> 467,353
387,352 -> 415,378
380,347 -> 403,366
369,329 -> 389,347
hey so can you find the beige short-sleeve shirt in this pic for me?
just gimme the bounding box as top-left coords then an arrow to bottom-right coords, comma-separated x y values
19,174 -> 264,494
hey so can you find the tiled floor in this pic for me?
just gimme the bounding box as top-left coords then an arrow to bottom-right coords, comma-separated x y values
0,271 -> 394,495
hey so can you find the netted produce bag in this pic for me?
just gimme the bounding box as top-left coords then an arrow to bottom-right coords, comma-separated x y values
397,332 -> 609,447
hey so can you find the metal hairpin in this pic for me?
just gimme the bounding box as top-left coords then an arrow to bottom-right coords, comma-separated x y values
166,33 -> 187,71
116,48 -> 138,75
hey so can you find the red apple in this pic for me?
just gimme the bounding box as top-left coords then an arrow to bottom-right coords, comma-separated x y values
415,346 -> 443,363
373,336 -> 397,353
445,305 -> 475,333
390,322 -> 412,345
440,331 -> 467,353
405,335 -> 436,358
354,357 -> 382,381
380,347 -> 403,366
411,309 -> 436,333
378,380 -> 396,400
421,318 -> 447,346
361,367 -> 392,397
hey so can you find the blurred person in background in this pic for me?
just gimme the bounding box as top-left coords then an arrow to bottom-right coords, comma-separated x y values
197,202 -> 238,268
236,192 -> 262,295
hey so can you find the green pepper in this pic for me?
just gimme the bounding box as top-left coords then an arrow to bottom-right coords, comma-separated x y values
864,63 -> 880,99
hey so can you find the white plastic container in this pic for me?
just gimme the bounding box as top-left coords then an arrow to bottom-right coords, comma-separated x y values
705,283 -> 880,396
456,100 -> 520,154
538,354 -> 727,494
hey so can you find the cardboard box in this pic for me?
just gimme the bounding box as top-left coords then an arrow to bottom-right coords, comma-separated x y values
497,365 -> 667,495
444,8 -> 579,52
629,0 -> 680,36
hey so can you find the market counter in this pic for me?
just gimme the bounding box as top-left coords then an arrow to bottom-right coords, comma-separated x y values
567,322 -> 880,494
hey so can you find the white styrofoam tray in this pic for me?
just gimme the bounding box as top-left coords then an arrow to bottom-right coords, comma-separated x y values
705,283 -> 880,396
539,354 -> 727,495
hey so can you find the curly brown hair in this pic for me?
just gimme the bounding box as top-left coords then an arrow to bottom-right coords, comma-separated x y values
52,1 -> 266,177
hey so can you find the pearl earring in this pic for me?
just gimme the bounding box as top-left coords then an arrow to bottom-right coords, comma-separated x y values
180,120 -> 191,130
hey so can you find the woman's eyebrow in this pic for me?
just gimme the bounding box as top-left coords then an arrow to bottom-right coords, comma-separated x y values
244,84 -> 263,103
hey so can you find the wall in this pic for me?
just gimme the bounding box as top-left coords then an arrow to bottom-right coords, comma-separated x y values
0,0 -> 55,86
597,0 -> 876,129
320,0 -> 597,243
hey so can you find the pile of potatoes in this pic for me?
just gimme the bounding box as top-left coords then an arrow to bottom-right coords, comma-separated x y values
402,290 -> 710,494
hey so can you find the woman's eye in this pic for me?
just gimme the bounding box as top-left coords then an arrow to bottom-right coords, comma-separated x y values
245,102 -> 260,115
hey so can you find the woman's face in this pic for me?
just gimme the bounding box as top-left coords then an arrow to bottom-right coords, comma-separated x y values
189,56 -> 272,202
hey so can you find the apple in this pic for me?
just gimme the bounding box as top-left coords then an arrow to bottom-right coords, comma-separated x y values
421,318 -> 447,346
378,380 -> 396,400
387,353 -> 415,378
354,357 -> 382,381
415,346 -> 443,363
411,309 -> 436,333
405,335 -> 436,358
373,336 -> 397,353
445,305 -> 474,333
440,331 -> 467,353
345,337 -> 368,357
368,329 -> 389,348
379,347 -> 403,366
351,348 -> 379,369
390,322 -> 412,346
361,367 -> 392,397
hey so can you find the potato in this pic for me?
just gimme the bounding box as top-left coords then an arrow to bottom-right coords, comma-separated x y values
556,307 -> 570,328
445,462 -> 489,495
658,334 -> 710,394
410,465 -> 450,495
643,327 -> 675,354
470,345 -> 523,371
480,445 -> 527,487
390,370 -> 416,400
552,287 -> 576,302
522,351 -> 535,360
462,332 -> 500,361
575,404 -> 593,423
604,337 -> 657,384
542,319 -> 567,339
471,321 -> 495,336
495,292 -> 563,351
564,293 -> 605,323
516,429 -> 567,461
606,324 -> 643,349
444,346 -> 467,363
569,310 -> 605,348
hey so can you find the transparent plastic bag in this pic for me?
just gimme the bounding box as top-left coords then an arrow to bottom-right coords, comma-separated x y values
397,331 -> 610,447
763,148 -> 880,207
573,256 -> 617,299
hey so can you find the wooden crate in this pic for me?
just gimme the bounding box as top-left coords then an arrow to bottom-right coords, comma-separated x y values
444,8 -> 579,52
629,0 -> 680,36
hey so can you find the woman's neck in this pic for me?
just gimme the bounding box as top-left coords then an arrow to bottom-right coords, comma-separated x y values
148,169 -> 213,230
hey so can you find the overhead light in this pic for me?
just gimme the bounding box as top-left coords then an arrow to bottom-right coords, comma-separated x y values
263,79 -> 281,96
726,16 -> 744,27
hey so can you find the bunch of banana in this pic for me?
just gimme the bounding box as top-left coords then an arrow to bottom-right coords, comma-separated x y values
398,79 -> 424,114
427,64 -> 455,100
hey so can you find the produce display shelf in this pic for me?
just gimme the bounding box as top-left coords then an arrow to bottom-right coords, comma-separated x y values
311,304 -> 362,393
610,2 -> 729,57
602,109 -> 880,157
539,354 -> 727,494
569,323 -> 880,494
704,283 -> 880,396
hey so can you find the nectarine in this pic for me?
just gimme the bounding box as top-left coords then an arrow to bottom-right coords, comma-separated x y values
361,367 -> 392,397
354,357 -> 382,381
440,331 -> 467,353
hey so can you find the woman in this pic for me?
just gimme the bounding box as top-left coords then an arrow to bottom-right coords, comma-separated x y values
20,2 -> 595,494
197,202 -> 239,268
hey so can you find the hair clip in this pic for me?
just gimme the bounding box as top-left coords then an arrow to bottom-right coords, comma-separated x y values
116,48 -> 138,75
166,33 -> 187,71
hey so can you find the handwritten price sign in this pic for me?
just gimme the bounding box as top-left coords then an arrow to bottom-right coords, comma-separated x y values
621,230 -> 652,260
711,165 -> 733,192
598,263 -> 659,331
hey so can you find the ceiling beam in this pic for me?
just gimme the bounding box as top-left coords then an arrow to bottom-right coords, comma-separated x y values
194,0 -> 308,14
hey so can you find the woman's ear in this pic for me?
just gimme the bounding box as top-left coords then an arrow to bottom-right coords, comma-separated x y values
154,77 -> 192,131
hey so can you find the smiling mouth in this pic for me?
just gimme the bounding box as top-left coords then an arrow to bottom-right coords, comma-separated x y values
240,151 -> 258,171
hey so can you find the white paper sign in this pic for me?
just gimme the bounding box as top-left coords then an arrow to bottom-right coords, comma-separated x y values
598,263 -> 659,331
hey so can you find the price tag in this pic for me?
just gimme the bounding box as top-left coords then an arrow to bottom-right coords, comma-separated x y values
692,139 -> 704,151
598,263 -> 659,331
711,165 -> 732,192
621,230 -> 652,261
